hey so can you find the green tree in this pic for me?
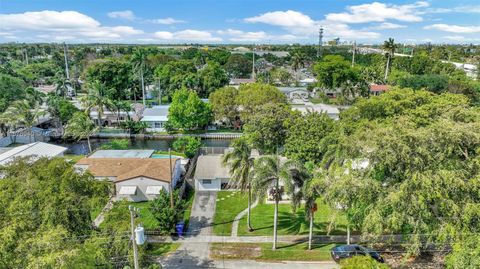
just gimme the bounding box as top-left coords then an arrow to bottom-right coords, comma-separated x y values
150,189 -> 186,234
172,136 -> 201,158
47,94 -> 79,124
222,138 -> 256,231
64,112 -> 99,153
209,86 -> 239,126
284,112 -> 335,164
252,155 -> 308,250
154,60 -> 198,98
0,74 -> 26,112
383,37 -> 397,80
99,139 -> 130,150
243,103 -> 293,154
224,54 -> 252,78
446,235 -> 480,269
235,83 -> 287,121
80,81 -> 112,127
131,48 -> 149,105
5,100 -> 45,142
198,61 -> 229,97
167,88 -> 212,131
85,58 -> 133,100
399,74 -> 449,93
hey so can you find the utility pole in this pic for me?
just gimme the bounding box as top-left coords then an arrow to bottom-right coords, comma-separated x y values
252,45 -> 256,80
169,148 -> 174,209
157,80 -> 162,105
24,49 -> 29,65
317,27 -> 324,58
351,41 -> 356,67
129,205 -> 140,269
63,42 -> 70,80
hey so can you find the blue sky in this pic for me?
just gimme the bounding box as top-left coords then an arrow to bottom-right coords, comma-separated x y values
1,0 -> 479,44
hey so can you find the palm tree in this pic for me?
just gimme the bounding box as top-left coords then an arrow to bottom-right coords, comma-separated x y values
382,38 -> 397,81
252,155 -> 308,250
291,52 -> 306,82
131,48 -> 148,105
25,87 -> 45,107
64,112 -> 99,153
80,81 -> 111,127
222,138 -> 256,232
5,100 -> 45,143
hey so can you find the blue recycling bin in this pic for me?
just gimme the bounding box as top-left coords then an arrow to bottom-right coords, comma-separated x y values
176,221 -> 185,237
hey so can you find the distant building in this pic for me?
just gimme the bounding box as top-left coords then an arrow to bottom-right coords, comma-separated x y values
0,142 -> 67,166
76,152 -> 183,202
292,103 -> 343,120
369,84 -> 390,96
278,87 -> 311,101
140,105 -> 170,132
229,78 -> 256,87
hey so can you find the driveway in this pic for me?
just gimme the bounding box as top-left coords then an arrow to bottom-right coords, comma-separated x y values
161,191 -> 217,268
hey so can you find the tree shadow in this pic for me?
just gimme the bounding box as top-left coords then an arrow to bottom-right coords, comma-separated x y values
186,216 -> 210,236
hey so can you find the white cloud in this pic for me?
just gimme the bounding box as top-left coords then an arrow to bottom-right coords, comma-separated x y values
154,29 -> 222,42
370,22 -> 406,30
424,24 -> 480,33
425,5 -> 480,14
148,17 -> 186,25
244,10 -> 380,40
0,10 -> 143,42
217,28 -> 299,42
325,1 -> 428,23
443,35 -> 480,43
107,10 -> 136,20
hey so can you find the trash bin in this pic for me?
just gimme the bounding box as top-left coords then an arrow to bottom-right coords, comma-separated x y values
176,221 -> 185,237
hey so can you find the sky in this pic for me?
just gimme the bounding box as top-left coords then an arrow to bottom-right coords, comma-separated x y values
0,0 -> 479,44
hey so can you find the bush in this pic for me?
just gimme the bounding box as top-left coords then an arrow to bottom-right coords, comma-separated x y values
172,136 -> 201,158
340,256 -> 390,269
99,139 -> 130,150
150,189 -> 186,235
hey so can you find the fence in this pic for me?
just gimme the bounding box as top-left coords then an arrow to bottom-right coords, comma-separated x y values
199,147 -> 229,155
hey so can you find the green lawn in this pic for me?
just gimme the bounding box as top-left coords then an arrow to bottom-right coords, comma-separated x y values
212,191 -> 249,235
210,242 -> 336,261
237,199 -> 349,236
130,201 -> 160,229
145,242 -> 180,256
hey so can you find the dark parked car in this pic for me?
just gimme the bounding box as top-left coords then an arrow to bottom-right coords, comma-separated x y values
331,244 -> 385,263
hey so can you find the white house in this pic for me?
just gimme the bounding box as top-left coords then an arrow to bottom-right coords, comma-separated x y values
194,155 -> 231,191
76,156 -> 183,202
0,142 -> 67,166
140,105 -> 170,132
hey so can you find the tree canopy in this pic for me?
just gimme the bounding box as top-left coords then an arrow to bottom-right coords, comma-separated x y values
167,88 -> 212,131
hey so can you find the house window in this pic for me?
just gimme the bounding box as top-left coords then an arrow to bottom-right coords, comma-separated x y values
202,179 -> 212,184
154,122 -> 163,128
119,116 -> 124,121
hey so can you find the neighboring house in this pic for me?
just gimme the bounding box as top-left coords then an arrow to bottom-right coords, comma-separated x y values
229,78 -> 256,88
89,149 -> 155,159
194,155 -> 231,191
292,103 -> 344,120
369,84 -> 390,96
76,156 -> 183,202
89,108 -> 136,127
0,142 -> 67,166
140,105 -> 170,132
278,87 -> 310,101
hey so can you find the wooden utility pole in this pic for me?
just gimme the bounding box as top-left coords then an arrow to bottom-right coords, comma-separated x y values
169,148 -> 174,209
351,41 -> 356,67
128,206 -> 140,269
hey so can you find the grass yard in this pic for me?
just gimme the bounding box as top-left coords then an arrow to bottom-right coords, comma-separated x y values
145,242 -> 181,256
210,242 -> 336,261
212,191 -> 249,236
237,199 -> 349,236
130,201 -> 160,229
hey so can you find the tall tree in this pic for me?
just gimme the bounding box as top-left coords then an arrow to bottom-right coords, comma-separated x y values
252,155 -> 308,250
64,112 -> 99,153
383,38 -> 397,80
209,86 -> 239,126
80,81 -> 111,127
167,88 -> 212,131
222,138 -> 256,231
132,48 -> 148,105
5,100 -> 45,143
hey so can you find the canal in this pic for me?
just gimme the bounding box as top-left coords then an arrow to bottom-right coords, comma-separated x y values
56,138 -> 232,155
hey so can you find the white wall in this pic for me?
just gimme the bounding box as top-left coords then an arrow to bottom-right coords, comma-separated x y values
115,177 -> 170,202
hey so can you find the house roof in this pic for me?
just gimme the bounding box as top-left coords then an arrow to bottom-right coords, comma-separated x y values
76,157 -> 178,182
89,150 -> 154,158
194,155 -> 231,180
369,84 -> 390,92
141,105 -> 169,122
229,78 -> 256,85
0,142 -> 67,165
